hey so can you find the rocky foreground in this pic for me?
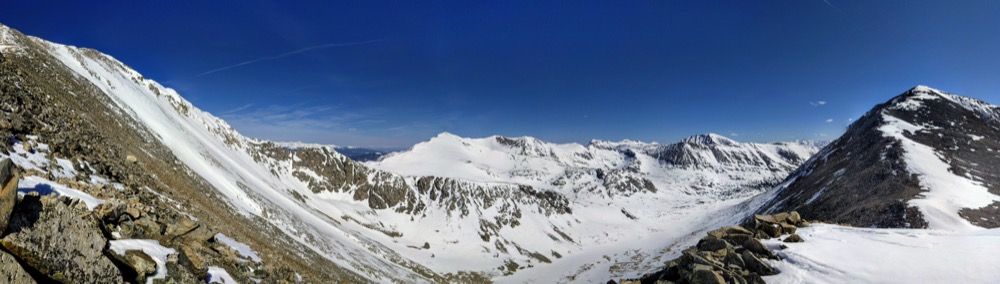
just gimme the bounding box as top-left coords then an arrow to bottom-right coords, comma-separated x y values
0,158 -> 296,283
615,212 -> 810,284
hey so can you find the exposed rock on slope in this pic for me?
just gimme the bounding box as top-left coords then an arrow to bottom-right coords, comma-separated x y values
3,193 -> 123,283
1,23 -> 359,282
620,212 -> 809,284
760,86 -> 1000,229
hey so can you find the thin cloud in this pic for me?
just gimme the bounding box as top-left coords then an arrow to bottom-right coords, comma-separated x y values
810,101 -> 828,107
819,0 -> 865,33
825,118 -> 834,123
223,103 -> 255,114
197,39 -> 388,77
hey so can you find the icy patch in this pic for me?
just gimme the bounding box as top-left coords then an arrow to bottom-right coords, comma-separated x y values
18,176 -> 105,210
968,134 -> 984,141
108,239 -> 177,284
207,266 -> 238,283
763,224 -> 1000,283
215,233 -> 262,262
879,114 -> 1000,230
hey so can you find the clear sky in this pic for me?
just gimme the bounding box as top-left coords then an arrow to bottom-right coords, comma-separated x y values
3,1 -> 1000,148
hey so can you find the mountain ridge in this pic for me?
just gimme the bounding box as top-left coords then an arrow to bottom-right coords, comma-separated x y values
757,85 -> 1000,230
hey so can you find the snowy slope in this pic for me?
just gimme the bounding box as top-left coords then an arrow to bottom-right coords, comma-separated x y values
28,35 -> 435,282
760,85 -> 1000,230
879,86 -> 1000,230
763,224 -> 1000,283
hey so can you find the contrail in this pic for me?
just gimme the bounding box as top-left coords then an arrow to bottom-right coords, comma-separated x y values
197,39 -> 387,77
820,0 -> 865,33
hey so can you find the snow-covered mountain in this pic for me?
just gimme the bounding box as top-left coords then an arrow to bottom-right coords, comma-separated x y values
0,23 -> 825,282
759,86 -> 1000,230
619,86 -> 1000,283
368,132 -> 820,199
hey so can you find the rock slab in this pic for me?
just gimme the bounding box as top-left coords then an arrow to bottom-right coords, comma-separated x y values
2,194 -> 123,283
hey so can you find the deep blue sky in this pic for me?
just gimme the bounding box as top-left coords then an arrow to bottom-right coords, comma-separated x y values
4,1 -> 1000,147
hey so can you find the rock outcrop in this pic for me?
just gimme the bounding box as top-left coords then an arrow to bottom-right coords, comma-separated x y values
620,212 -> 808,284
2,193 -> 123,283
0,249 -> 35,284
0,159 -> 17,231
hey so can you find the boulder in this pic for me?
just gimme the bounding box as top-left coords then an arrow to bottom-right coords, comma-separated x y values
788,211 -> 802,223
742,239 -> 774,259
761,223 -> 781,238
181,224 -> 216,244
0,159 -> 19,232
0,249 -> 36,284
708,226 -> 754,245
109,250 -> 156,283
707,226 -> 753,239
780,223 -> 798,235
165,218 -> 198,237
2,194 -> 123,283
696,236 -> 729,252
125,155 -> 138,163
740,250 -> 777,276
771,212 -> 790,223
784,234 -> 804,243
753,214 -> 779,224
178,244 -> 208,279
159,253 -> 200,284
689,264 -> 725,284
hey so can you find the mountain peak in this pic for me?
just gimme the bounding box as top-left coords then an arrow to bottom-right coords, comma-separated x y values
680,133 -> 738,146
909,85 -> 942,93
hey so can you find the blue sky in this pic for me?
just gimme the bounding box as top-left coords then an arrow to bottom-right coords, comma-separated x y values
4,1 -> 1000,148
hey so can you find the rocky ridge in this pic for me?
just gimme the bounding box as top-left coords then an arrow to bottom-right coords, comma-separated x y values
759,86 -> 1000,229
617,212 -> 810,284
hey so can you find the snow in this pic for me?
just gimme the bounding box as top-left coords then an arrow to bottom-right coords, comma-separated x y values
0,24 -> 20,52
880,114 -> 1000,231
26,32 -> 826,283
215,233 -> 262,262
37,36 -> 436,282
18,175 -> 105,210
763,224 -> 1000,283
108,239 -> 176,284
207,266 -> 238,283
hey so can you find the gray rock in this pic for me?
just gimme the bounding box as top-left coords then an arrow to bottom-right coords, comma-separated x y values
761,223 -> 781,238
742,239 -> 774,259
788,211 -> 802,224
696,236 -> 729,252
0,159 -> 18,232
740,250 -> 777,276
110,250 -> 156,283
2,194 -> 124,283
689,264 -> 725,284
0,249 -> 36,284
164,218 -> 198,237
780,223 -> 798,235
784,234 -> 804,243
